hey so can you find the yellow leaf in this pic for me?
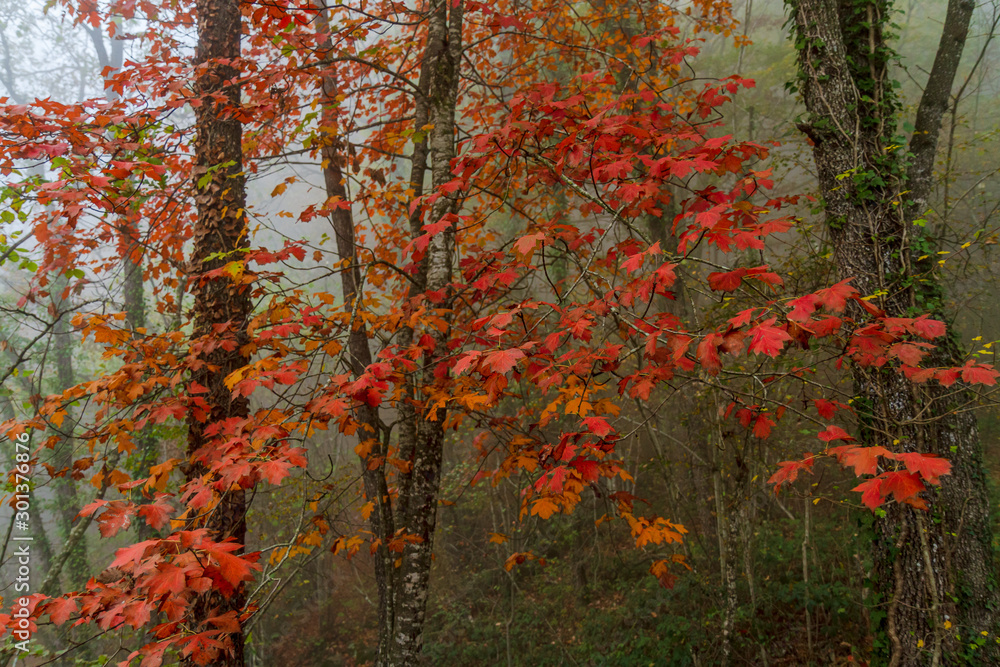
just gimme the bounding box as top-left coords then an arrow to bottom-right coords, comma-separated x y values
222,260 -> 244,281
488,532 -> 508,544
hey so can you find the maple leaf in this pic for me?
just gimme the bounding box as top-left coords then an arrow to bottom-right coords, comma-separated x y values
649,559 -> 676,589
787,294 -> 819,322
513,232 -> 546,259
255,458 -> 291,485
889,343 -> 928,367
881,471 -> 925,505
936,368 -> 961,387
452,351 -> 481,376
767,457 -> 814,487
814,399 -> 837,420
962,362 -> 998,386
209,550 -> 258,589
707,268 -> 746,291
483,348 -> 525,374
124,601 -> 152,629
912,315 -> 947,340
895,452 -> 951,484
748,319 -> 791,357
110,540 -> 159,569
753,414 -> 775,439
45,597 -> 78,625
206,610 -> 241,634
818,425 -> 854,442
697,334 -> 723,375
902,365 -> 936,383
488,532 -> 508,544
146,564 -> 188,598
138,498 -> 173,530
571,458 -> 601,482
582,416 -> 614,438
96,504 -> 133,537
837,446 -> 891,476
530,497 -> 559,520
814,279 -> 855,312
853,478 -> 884,510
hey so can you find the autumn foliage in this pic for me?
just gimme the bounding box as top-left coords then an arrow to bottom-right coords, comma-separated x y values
0,0 -> 994,663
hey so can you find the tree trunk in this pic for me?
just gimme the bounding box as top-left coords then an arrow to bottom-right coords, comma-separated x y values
314,1 -> 462,661
390,2 -> 462,663
787,0 -> 998,663
50,284 -> 87,591
186,0 -> 249,663
313,4 -> 397,663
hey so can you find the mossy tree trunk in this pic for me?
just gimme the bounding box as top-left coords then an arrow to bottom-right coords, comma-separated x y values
787,0 -> 998,663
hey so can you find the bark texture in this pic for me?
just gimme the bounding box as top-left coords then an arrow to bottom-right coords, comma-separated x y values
186,0 -> 249,663
313,0 -> 462,662
788,0 -> 998,663
50,284 -> 87,591
391,2 -> 463,663
314,4 -> 397,663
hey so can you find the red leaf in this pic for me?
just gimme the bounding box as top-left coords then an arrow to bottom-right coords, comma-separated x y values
571,458 -> 601,482
853,477 -> 884,510
889,343 -> 928,367
767,457 -> 814,487
912,315 -> 946,340
97,504 -> 133,537
453,351 -> 481,376
814,399 -> 836,420
483,348 -> 525,374
818,425 -> 854,442
837,446 -> 891,476
209,550 -> 258,588
110,540 -> 159,569
583,416 -> 614,438
787,294 -> 819,322
206,610 -> 241,634
748,318 -> 791,357
902,365 -> 936,383
707,268 -> 746,292
514,232 -> 546,258
137,499 -> 172,530
962,362 -> 998,386
895,453 -> 951,484
147,565 -> 187,597
753,414 -> 775,439
696,334 -> 722,375
934,368 -> 960,386
814,279 -> 855,312
45,597 -> 77,625
258,459 -> 292,485
881,471 -> 925,505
